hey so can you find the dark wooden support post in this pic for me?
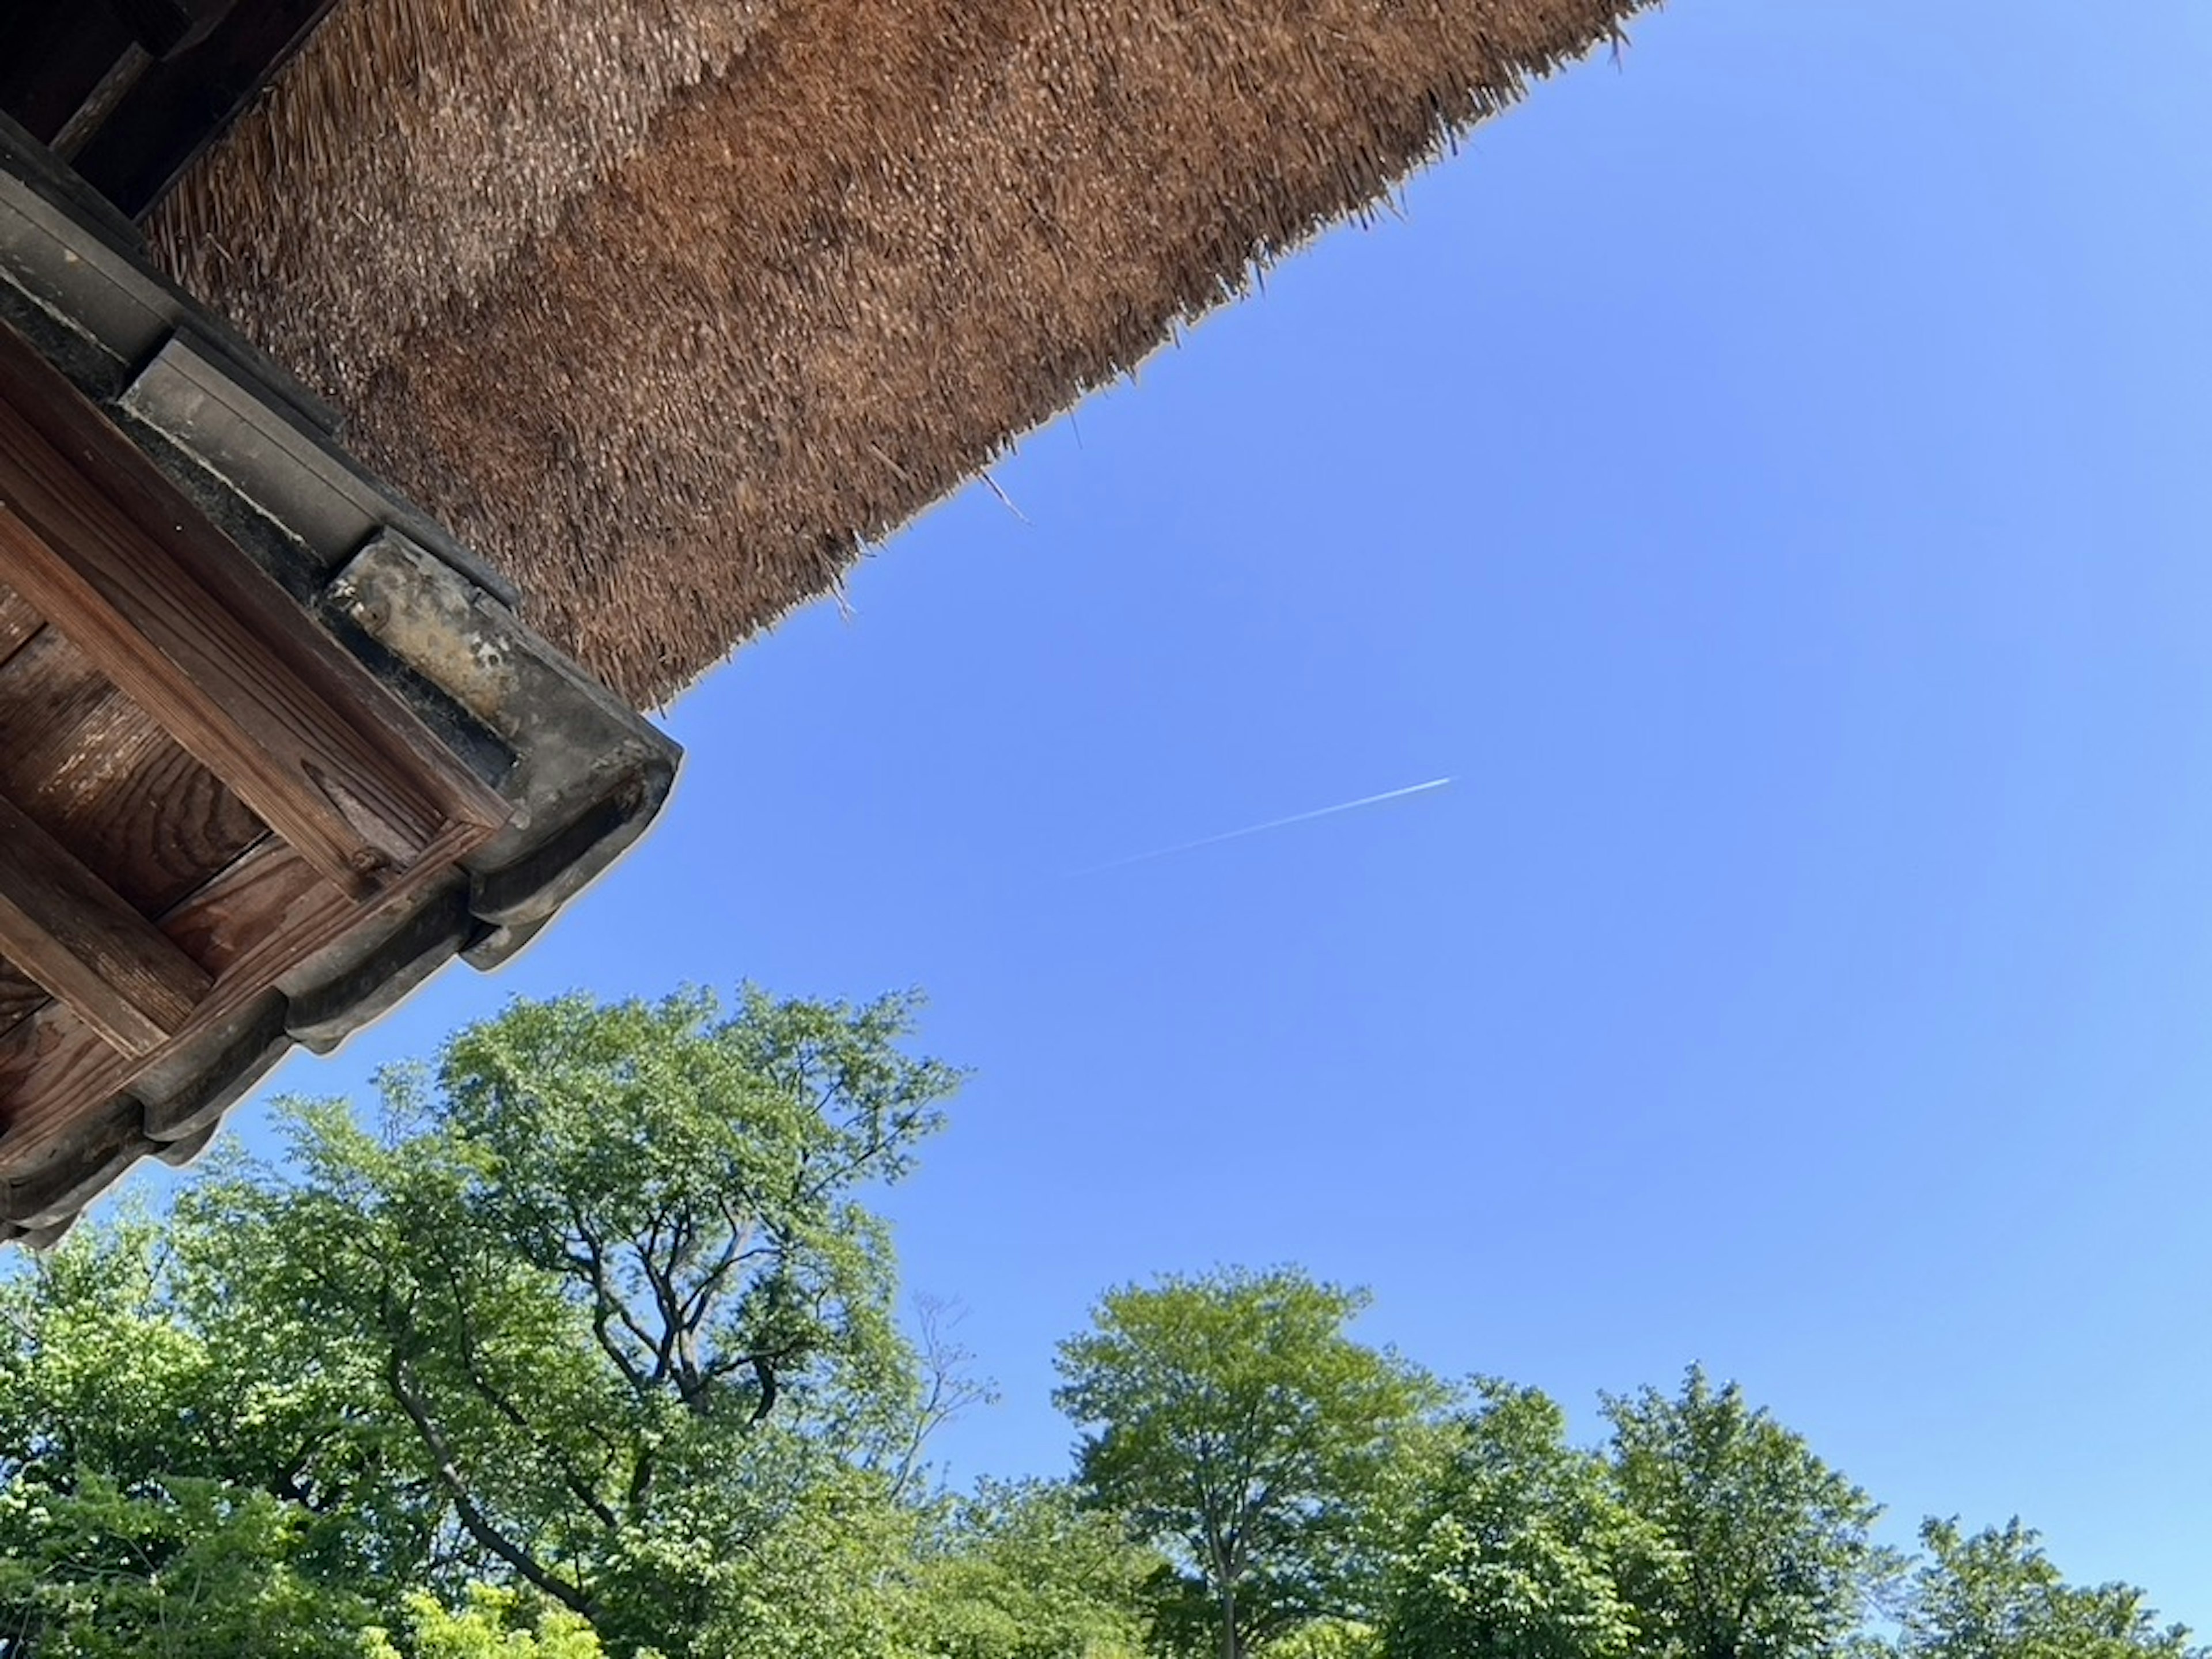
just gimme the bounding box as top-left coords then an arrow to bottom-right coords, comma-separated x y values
0,794 -> 211,1057
0,10 -> 140,147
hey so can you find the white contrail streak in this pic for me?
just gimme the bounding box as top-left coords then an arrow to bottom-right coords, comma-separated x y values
1071,777 -> 1453,877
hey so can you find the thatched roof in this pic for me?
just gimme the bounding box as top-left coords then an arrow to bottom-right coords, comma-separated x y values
153,0 -> 1650,709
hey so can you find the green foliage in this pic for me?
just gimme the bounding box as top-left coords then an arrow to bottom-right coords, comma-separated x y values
0,987 -> 961,1659
0,1214 -> 385,1654
1053,1267 -> 1440,1659
0,1469 -> 376,1657
183,986 -> 953,1649
361,1585 -> 618,1658
1380,1380 -> 1645,1659
1263,1618 -> 1382,1659
1891,1517 -> 2206,1659
607,1453 -> 921,1659
902,1479 -> 1157,1659
0,985 -> 2196,1659
1603,1366 -> 1897,1659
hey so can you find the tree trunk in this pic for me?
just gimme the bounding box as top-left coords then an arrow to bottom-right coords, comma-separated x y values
1220,1581 -> 1240,1659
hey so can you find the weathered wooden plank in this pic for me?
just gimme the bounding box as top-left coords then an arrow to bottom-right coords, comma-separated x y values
0,821 -> 481,1168
0,793 -> 211,1056
0,967 -> 47,1034
0,501 -> 403,900
0,582 -> 38,671
0,846 -> 335,1161
0,323 -> 506,897
0,590 -> 262,1050
0,626 -> 267,917
0,531 -> 260,1051
52,47 -> 155,165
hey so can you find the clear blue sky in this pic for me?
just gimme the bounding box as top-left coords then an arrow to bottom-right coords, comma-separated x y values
169,0 -> 2212,1626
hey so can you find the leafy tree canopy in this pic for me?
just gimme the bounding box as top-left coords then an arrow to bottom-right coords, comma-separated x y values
0,987 -> 963,1658
1054,1267 -> 1441,1659
1891,1516 -> 2209,1659
1603,1365 -> 1898,1659
902,1478 -> 1159,1659
1380,1378 -> 1647,1659
0,987 -> 2199,1659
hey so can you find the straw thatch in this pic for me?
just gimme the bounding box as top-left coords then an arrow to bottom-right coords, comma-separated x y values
153,0 -> 1650,708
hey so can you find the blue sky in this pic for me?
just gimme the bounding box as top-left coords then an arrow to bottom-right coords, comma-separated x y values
162,0 -> 2212,1626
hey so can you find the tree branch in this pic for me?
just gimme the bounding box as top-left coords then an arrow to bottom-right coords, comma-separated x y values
745,1354 -> 779,1429
432,1256 -> 623,1533
562,1202 -> 659,1393
384,1353 -> 598,1622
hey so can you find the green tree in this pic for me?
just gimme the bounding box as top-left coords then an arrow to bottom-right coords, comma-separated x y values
1380,1380 -> 1646,1659
902,1479 -> 1157,1659
0,987 -> 964,1658
0,1469 -> 377,1658
1263,1618 -> 1381,1659
0,1213 -> 384,1656
1603,1366 -> 1895,1659
361,1584 -> 617,1658
1052,1267 -> 1438,1659
1892,1517 -> 2206,1659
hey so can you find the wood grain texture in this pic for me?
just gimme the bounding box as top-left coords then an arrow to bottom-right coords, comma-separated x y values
0,322 -> 506,899
0,820 -> 482,1172
0,603 -> 267,1048
0,793 -> 212,1056
0,969 -> 47,1033
0,498 -> 402,898
0,627 -> 267,914
0,582 -> 39,670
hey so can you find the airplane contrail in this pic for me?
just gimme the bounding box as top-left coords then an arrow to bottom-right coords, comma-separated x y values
1070,777 -> 1453,877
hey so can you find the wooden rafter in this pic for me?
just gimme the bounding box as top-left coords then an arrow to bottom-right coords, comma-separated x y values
0,793 -> 211,1057
0,821 -> 488,1168
3,0 -> 346,218
0,582 -> 37,671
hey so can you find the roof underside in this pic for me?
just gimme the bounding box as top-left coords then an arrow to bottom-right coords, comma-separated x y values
143,0 -> 1654,707
0,122 -> 678,1241
0,0 -> 345,218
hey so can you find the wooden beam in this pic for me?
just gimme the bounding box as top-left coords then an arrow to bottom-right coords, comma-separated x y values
0,624 -> 268,921
0,793 -> 211,1058
0,323 -> 506,899
0,8 -> 138,147
0,818 -> 482,1165
0,582 -> 37,671
0,498 -> 397,899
